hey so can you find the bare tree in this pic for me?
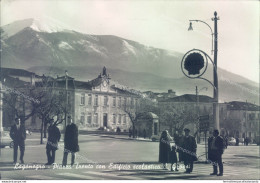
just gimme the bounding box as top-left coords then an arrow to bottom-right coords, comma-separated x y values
160,103 -> 197,136
33,78 -> 68,144
2,83 -> 38,126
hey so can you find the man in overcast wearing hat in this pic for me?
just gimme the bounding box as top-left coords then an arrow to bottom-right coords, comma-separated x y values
45,117 -> 61,165
62,115 -> 79,166
181,128 -> 197,173
208,129 -> 224,176
10,118 -> 26,164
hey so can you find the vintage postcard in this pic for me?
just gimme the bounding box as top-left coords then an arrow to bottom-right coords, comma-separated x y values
0,0 -> 259,182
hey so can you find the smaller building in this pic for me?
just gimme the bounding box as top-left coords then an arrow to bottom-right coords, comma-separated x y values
143,89 -> 177,102
135,112 -> 159,138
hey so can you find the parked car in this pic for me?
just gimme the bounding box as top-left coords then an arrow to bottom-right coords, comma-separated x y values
0,131 -> 13,148
151,134 -> 160,142
26,129 -> 32,135
254,136 -> 260,145
228,137 -> 236,146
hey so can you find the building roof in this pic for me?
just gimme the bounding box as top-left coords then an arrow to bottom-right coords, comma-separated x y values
159,94 -> 214,103
147,112 -> 159,119
88,77 -> 102,87
111,85 -> 140,96
227,101 -> 259,111
54,80 -> 75,89
74,80 -> 92,90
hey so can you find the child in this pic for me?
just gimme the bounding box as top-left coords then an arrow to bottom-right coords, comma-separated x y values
170,145 -> 179,171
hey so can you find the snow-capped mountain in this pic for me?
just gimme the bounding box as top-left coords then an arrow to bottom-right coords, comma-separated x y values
2,17 -> 71,38
0,18 -> 259,104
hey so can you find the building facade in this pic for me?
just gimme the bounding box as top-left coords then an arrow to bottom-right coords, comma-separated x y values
72,67 -> 139,131
221,101 -> 260,143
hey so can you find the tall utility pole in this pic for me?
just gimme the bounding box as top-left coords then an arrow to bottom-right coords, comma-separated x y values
0,81 -> 3,133
213,11 -> 220,130
0,80 -> 3,157
196,86 -> 199,142
65,70 -> 68,130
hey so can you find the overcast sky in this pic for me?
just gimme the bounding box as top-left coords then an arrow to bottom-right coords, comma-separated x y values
1,0 -> 259,83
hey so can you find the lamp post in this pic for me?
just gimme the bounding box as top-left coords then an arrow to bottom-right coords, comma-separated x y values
65,70 -> 68,130
188,11 -> 220,131
0,81 -> 3,133
196,86 -> 208,142
0,81 -> 3,157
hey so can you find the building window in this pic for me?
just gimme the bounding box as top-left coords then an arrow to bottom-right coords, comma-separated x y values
113,97 -> 116,107
118,114 -> 121,124
113,114 -> 116,124
249,113 -> 255,120
104,96 -> 108,106
123,97 -> 127,107
131,98 -> 134,107
118,97 -> 122,108
80,113 -> 85,125
94,95 -> 98,106
87,113 -> 92,124
123,114 -> 126,124
135,98 -> 138,107
88,94 -> 92,105
94,113 -> 98,124
80,93 -> 85,105
59,91 -> 63,96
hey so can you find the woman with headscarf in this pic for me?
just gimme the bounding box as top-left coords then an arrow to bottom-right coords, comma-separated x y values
159,130 -> 171,169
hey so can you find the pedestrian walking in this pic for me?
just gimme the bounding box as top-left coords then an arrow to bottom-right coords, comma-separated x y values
62,116 -> 79,166
159,130 -> 171,169
129,127 -> 132,138
208,129 -> 224,176
235,137 -> 239,146
224,136 -> 228,149
9,118 -> 26,164
170,145 -> 178,172
180,128 -> 197,173
143,129 -> 146,139
245,137 -> 249,146
45,119 -> 61,165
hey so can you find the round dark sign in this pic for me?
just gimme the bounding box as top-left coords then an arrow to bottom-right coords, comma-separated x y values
184,52 -> 204,75
181,49 -> 208,79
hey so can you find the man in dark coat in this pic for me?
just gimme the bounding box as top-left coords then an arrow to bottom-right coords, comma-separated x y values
208,129 -> 224,176
181,128 -> 197,173
62,116 -> 79,166
235,137 -> 239,146
46,119 -> 61,165
10,118 -> 26,164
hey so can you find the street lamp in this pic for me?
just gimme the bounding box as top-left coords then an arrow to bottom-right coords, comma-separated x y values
195,86 -> 208,143
65,70 -> 68,129
182,11 -> 220,131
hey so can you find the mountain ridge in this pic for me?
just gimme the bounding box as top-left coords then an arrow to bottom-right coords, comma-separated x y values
1,18 -> 259,104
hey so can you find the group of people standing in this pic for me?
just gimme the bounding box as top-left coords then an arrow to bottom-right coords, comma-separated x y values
10,116 -> 79,166
159,128 -> 197,173
159,128 -> 224,176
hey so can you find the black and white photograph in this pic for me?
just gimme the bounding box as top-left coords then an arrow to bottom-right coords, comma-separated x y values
0,0 -> 259,182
